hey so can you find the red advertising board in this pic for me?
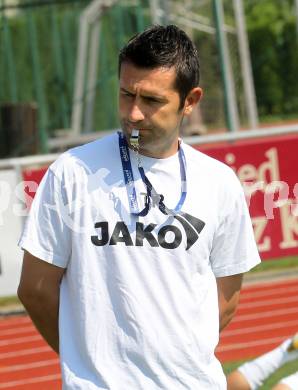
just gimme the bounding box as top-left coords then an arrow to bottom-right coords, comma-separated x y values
22,166 -> 48,210
21,133 -> 298,261
195,133 -> 298,260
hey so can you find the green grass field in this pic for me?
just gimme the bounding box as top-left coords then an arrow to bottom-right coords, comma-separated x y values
223,359 -> 297,389
249,255 -> 298,273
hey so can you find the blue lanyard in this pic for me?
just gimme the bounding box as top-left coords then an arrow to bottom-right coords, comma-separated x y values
118,131 -> 187,217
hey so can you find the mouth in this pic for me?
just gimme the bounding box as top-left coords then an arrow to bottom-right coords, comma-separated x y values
129,128 -> 148,132
124,123 -> 149,132
136,129 -> 152,135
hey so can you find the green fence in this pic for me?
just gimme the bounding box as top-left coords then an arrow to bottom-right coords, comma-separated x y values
2,0 -> 297,157
0,0 -> 150,155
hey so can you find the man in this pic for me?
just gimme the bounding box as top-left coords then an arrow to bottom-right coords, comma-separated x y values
227,332 -> 298,390
18,25 -> 260,389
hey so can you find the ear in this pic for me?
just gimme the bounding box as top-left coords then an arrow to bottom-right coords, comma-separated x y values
183,87 -> 203,116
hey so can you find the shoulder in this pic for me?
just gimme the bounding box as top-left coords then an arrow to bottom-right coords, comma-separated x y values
183,142 -> 240,188
183,143 -> 245,215
49,132 -> 119,179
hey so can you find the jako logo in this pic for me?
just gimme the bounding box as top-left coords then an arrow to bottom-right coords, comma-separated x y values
91,212 -> 205,250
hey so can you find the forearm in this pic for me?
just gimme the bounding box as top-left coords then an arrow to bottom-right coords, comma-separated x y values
218,302 -> 236,332
18,289 -> 60,354
217,274 -> 243,332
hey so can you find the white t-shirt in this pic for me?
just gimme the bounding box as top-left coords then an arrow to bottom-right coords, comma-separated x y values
19,133 -> 260,389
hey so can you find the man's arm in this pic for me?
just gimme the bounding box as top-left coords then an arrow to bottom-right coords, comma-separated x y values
17,250 -> 65,354
216,274 -> 243,332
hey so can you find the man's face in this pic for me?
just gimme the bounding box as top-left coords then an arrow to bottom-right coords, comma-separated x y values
119,62 -> 186,158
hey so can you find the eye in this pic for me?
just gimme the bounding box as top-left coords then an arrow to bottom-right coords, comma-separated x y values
120,90 -> 134,98
144,96 -> 160,103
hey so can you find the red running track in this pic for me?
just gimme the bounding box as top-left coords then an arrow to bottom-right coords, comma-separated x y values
1,277 -> 297,389
216,277 -> 298,362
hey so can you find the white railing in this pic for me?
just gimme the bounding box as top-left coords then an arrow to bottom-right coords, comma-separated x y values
183,123 -> 298,145
0,123 -> 297,169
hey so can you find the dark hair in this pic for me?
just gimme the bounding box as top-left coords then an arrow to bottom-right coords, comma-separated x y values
118,25 -> 200,109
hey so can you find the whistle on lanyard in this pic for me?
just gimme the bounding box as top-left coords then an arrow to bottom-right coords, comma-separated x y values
130,129 -> 140,151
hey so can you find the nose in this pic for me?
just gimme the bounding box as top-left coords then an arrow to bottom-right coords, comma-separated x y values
128,101 -> 145,123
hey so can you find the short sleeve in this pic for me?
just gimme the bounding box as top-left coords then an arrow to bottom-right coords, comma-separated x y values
18,167 -> 71,268
210,178 -> 261,277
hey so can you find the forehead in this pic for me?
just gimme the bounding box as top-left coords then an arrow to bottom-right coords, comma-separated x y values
119,62 -> 178,94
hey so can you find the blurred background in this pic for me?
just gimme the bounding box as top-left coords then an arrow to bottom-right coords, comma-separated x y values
0,0 -> 297,155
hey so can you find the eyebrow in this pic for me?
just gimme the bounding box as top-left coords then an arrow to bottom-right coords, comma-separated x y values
120,87 -> 168,101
